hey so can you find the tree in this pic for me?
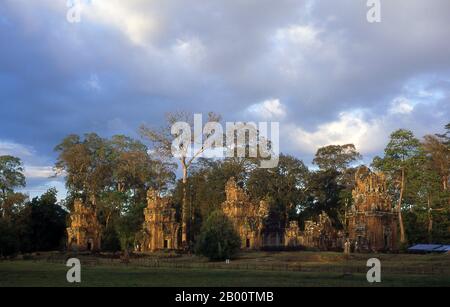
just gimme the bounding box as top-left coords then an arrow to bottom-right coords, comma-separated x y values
140,111 -> 221,246
0,156 -> 26,218
300,169 -> 344,227
247,154 -> 309,234
171,157 -> 251,243
372,129 -> 421,244
27,188 -> 68,251
54,134 -> 114,206
0,218 -> 19,257
313,144 -> 362,173
422,135 -> 450,192
302,144 -> 362,228
115,202 -> 146,255
195,210 -> 241,261
436,122 -> 450,147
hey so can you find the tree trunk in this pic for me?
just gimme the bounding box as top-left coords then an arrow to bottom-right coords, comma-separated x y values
427,195 -> 433,244
106,211 -> 112,229
398,167 -> 406,244
181,161 -> 188,247
0,188 -> 5,219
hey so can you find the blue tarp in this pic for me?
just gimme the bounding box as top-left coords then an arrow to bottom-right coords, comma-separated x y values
408,244 -> 450,253
433,245 -> 450,252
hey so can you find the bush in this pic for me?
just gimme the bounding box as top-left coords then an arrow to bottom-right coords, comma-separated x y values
101,226 -> 121,252
0,219 -> 19,257
195,211 -> 241,261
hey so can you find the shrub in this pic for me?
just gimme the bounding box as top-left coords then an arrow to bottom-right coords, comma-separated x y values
195,211 -> 241,261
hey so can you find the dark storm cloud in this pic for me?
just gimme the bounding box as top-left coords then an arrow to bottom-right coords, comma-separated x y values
0,0 -> 449,197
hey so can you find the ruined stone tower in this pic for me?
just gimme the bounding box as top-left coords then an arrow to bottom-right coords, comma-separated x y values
138,189 -> 180,252
284,221 -> 301,247
347,166 -> 398,252
222,178 -> 269,249
66,199 -> 102,252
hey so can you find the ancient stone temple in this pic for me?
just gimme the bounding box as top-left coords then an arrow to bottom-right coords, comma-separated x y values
284,212 -> 343,250
67,199 -> 102,252
222,178 -> 269,249
300,212 -> 342,250
137,189 -> 180,252
347,166 -> 398,252
284,221 -> 301,247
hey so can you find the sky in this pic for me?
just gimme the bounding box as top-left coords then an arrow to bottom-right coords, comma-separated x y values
0,0 -> 449,200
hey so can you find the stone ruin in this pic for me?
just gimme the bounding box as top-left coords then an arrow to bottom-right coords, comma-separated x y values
284,221 -> 301,247
67,199 -> 102,252
65,167 -> 399,254
346,166 -> 398,252
136,189 -> 180,252
222,177 -> 269,249
285,212 -> 344,250
222,178 -> 344,251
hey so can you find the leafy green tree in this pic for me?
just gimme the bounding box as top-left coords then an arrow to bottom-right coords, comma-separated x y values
423,134 -> 450,192
54,133 -> 114,206
300,169 -> 343,227
115,202 -> 146,254
0,218 -> 19,257
101,225 -> 121,252
301,144 -> 362,228
195,210 -> 241,261
372,129 -> 421,244
27,188 -> 68,251
247,154 -> 309,234
0,156 -> 26,219
55,133 -> 176,255
405,149 -> 443,243
313,144 -> 362,173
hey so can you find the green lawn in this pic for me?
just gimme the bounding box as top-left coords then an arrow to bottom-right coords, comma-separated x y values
1,252 -> 449,287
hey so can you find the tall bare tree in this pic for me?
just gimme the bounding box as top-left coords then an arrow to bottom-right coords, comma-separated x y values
140,111 -> 221,247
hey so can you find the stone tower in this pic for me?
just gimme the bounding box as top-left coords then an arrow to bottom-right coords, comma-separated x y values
67,199 -> 102,252
222,178 -> 269,249
347,166 -> 398,252
284,221 -> 301,247
139,189 -> 180,252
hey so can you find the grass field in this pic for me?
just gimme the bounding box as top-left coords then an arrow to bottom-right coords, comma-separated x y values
0,251 -> 449,287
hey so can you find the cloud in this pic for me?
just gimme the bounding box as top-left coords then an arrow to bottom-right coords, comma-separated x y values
246,99 -> 287,120
23,166 -> 54,179
0,0 -> 449,183
389,97 -> 414,115
0,141 -> 34,157
19,179 -> 67,201
285,111 -> 386,155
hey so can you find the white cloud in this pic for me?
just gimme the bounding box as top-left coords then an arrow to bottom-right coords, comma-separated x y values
285,111 -> 386,155
0,141 -> 34,157
23,166 -> 54,179
19,180 -> 67,201
85,1 -> 160,46
274,25 -> 320,47
86,73 -> 101,91
173,37 -> 206,66
247,99 -> 287,119
389,97 -> 414,115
